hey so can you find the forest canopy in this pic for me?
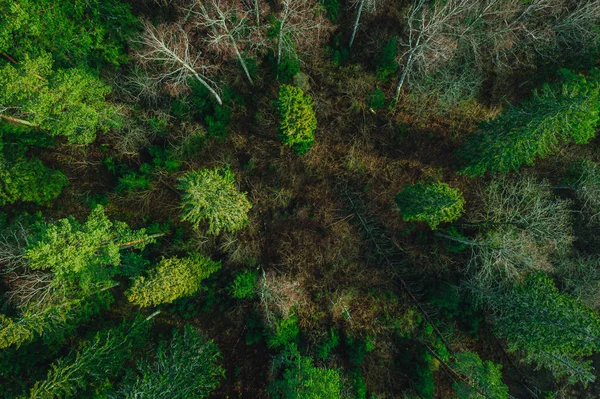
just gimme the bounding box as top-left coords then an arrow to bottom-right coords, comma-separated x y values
2,0 -> 600,398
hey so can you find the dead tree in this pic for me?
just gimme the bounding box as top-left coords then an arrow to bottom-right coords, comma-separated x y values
186,0 -> 258,85
348,0 -> 382,48
135,20 -> 223,105
274,0 -> 328,66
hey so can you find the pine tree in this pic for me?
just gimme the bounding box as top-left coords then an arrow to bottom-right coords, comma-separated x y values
114,325 -> 224,398
0,54 -> 118,144
395,182 -> 465,229
458,69 -> 600,176
276,85 -> 317,154
28,318 -> 150,399
25,205 -> 158,292
270,344 -> 341,399
126,254 -> 221,307
451,351 -> 509,399
481,273 -> 600,385
177,167 -> 252,235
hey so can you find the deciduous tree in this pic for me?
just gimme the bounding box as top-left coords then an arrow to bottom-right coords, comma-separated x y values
0,54 -> 118,144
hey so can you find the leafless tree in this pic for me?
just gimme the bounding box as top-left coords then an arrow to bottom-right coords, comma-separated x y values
135,20 -> 223,105
186,0 -> 260,85
395,0 -> 600,103
348,0 -> 383,48
274,0 -> 329,66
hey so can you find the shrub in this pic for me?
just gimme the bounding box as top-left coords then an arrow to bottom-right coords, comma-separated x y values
228,270 -> 258,299
275,85 -> 317,155
376,37 -> 398,82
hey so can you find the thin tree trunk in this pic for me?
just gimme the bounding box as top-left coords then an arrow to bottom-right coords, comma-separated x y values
277,24 -> 284,66
96,233 -> 165,250
349,0 -> 365,48
395,49 -> 416,102
0,115 -> 39,128
254,0 -> 260,26
230,36 -> 254,85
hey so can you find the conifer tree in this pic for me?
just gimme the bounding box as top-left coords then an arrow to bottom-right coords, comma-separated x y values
451,351 -> 509,399
114,325 -> 224,398
177,167 -> 252,235
25,205 -> 158,292
0,54 -> 117,144
276,85 -> 317,154
458,69 -> 600,176
126,254 -> 221,307
395,182 -> 465,229
270,344 -> 341,399
481,273 -> 600,385
28,318 -> 150,399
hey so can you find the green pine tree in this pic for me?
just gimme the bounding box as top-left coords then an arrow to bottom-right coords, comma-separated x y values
276,85 -> 317,154
126,254 -> 221,307
458,69 -> 600,176
177,167 -> 252,235
395,182 -> 465,229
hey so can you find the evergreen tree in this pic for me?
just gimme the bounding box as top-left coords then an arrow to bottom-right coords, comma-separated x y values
25,205 -> 157,292
115,325 -> 224,398
0,54 -> 118,144
0,150 -> 68,206
276,85 -> 317,154
270,345 -> 341,399
451,351 -> 509,399
177,167 -> 252,235
0,0 -> 137,67
481,273 -> 600,385
28,318 -> 150,399
458,69 -> 600,176
126,254 -> 221,307
395,182 -> 465,229
0,289 -> 113,350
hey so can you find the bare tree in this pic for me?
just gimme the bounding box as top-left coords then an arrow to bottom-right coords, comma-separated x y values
274,0 -> 329,66
186,0 -> 259,85
395,0 -> 600,103
348,0 -> 382,48
135,20 -> 223,105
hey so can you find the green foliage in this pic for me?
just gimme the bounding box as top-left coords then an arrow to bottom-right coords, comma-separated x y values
25,205 -> 155,292
320,0 -> 341,23
368,89 -> 386,110
395,182 -> 465,229
451,351 -> 508,399
376,37 -> 398,82
126,254 -> 221,307
190,82 -> 233,139
0,152 -> 68,205
115,325 -> 224,398
0,54 -> 118,144
276,85 -> 317,155
0,290 -> 113,350
177,167 -> 252,235
0,0 -> 137,67
347,335 -> 376,366
483,273 -> 600,385
228,269 -> 258,299
316,328 -> 340,359
267,315 -> 300,349
270,345 -> 342,399
459,69 -> 600,176
414,360 -> 435,399
28,319 -> 149,399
